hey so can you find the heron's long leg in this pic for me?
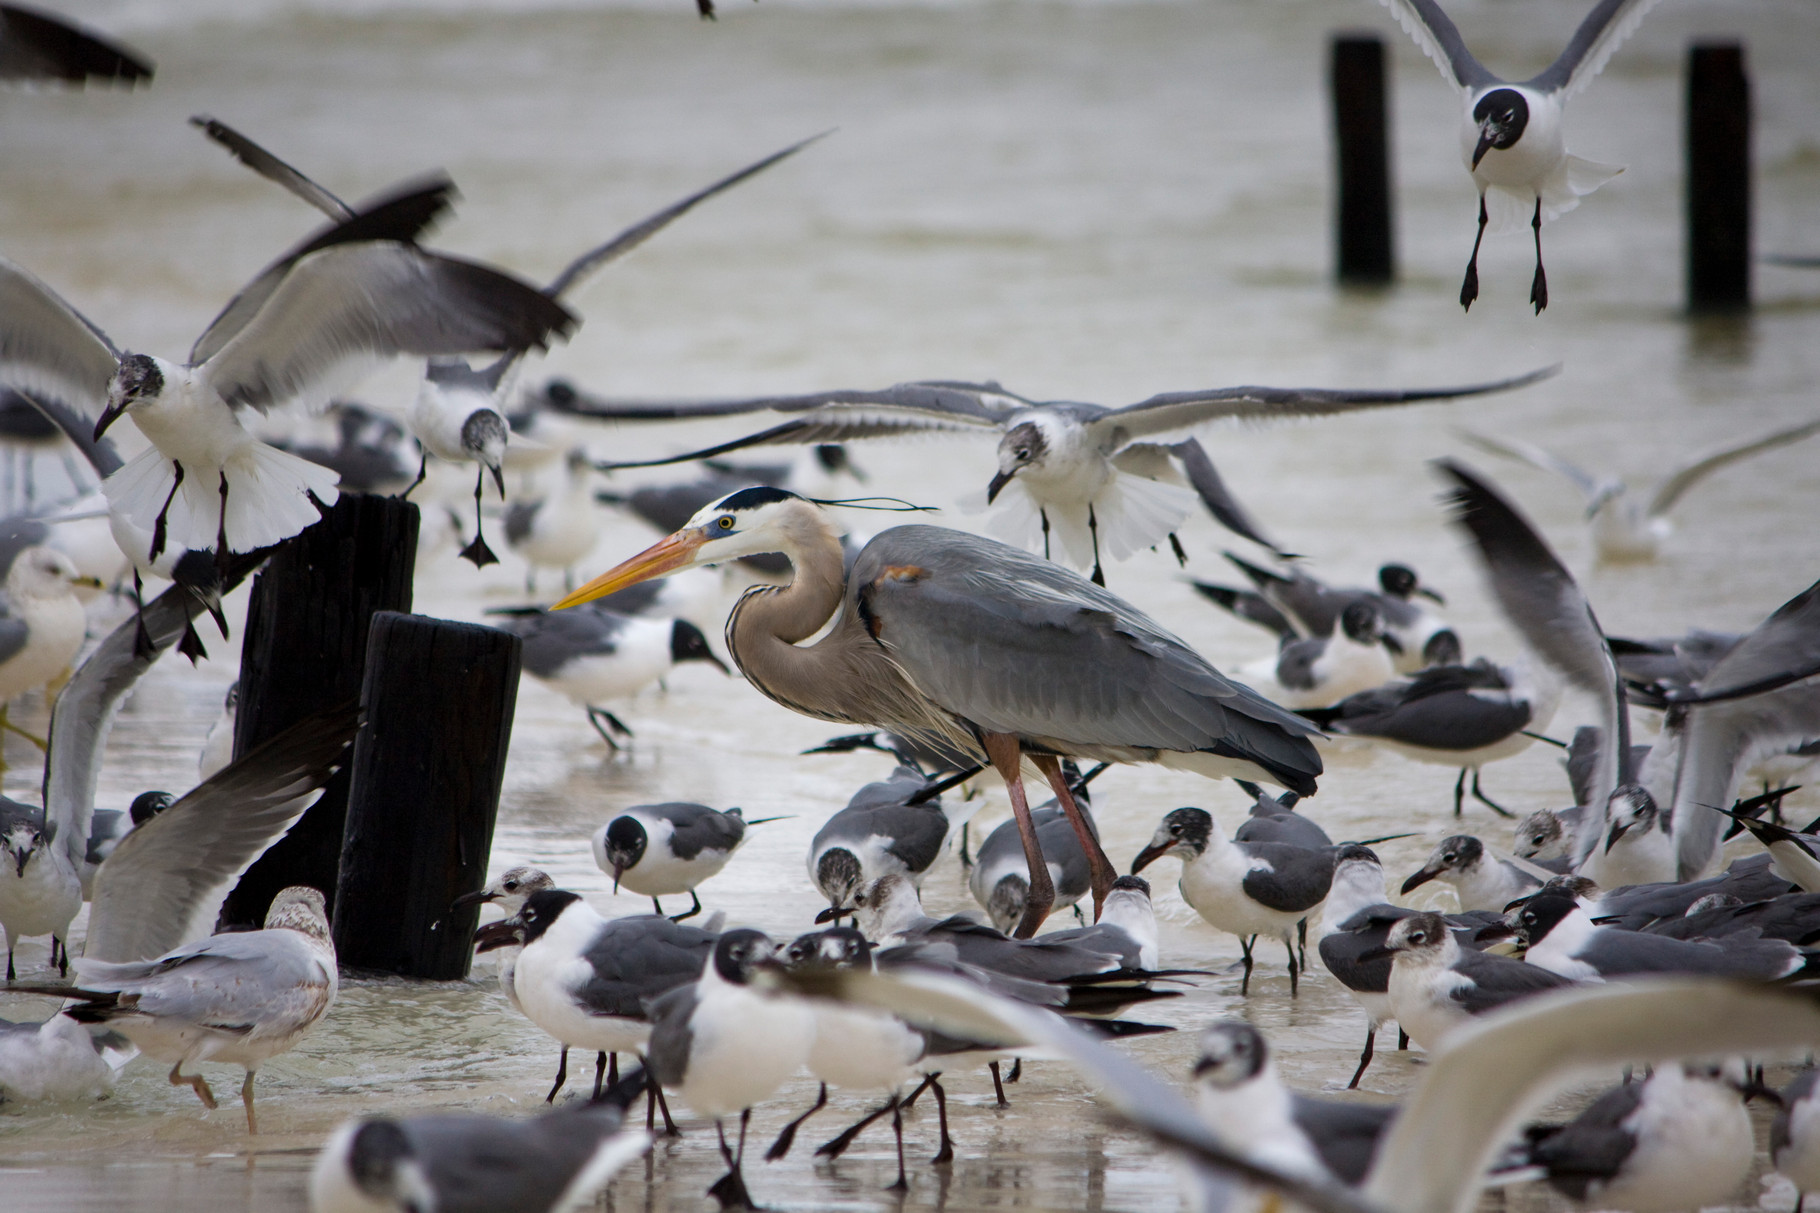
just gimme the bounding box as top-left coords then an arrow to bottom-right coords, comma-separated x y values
984,733 -> 1054,939
170,1061 -> 217,1110
1460,195 -> 1488,312
1348,1025 -> 1377,1089
241,1070 -> 259,1134
1032,753 -> 1116,919
1529,197 -> 1548,314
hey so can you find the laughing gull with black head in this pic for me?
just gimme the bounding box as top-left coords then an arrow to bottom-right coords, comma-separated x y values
647,928 -> 814,1210
452,865 -> 555,1020
1132,807 -> 1333,994
1401,835 -> 1542,913
308,1070 -> 652,1213
1237,601 -> 1399,711
593,802 -> 773,921
1504,1062 -> 1761,1213
1507,886 -> 1816,983
1774,1069 -> 1820,1213
1223,554 -> 1460,674
491,888 -> 714,1121
1363,911 -> 1576,1050
19,885 -> 337,1133
492,603 -> 729,747
809,766 -> 968,923
1367,0 -> 1664,311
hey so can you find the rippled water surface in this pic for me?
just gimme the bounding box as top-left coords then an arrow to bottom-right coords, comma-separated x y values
3,0 -> 1819,1209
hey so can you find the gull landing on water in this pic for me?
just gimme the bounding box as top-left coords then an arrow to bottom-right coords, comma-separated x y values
567,365 -> 1556,585
1372,0 -> 1665,312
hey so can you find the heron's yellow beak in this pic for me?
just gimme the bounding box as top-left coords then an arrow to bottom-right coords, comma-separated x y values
551,529 -> 705,610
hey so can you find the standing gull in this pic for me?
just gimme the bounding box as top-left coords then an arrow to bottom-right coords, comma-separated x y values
809,766 -> 961,922
1400,834 -> 1542,913
1368,0 -> 1665,311
593,802 -> 772,921
550,487 -> 1323,936
1361,911 -> 1575,1049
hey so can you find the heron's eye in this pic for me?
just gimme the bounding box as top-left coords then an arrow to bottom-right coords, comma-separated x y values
718,516 -> 735,530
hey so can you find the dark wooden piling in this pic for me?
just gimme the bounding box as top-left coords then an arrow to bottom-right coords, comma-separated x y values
333,612 -> 520,979
218,495 -> 419,929
1331,33 -> 1394,286
1686,43 -> 1751,313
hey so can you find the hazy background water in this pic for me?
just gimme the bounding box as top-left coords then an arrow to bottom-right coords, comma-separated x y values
2,0 -> 1818,1209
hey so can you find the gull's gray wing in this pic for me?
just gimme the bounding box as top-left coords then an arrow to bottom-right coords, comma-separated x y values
1523,1081 -> 1644,1199
0,600 -> 25,667
1647,418 -> 1820,520
1371,0 -> 1500,90
854,526 -> 1321,791
1524,0 -> 1666,100
187,177 -> 458,368
84,703 -> 358,963
493,605 -> 627,677
0,4 -> 153,85
543,132 -> 828,300
199,242 -> 576,412
1085,366 -> 1557,444
44,555 -> 267,877
1454,429 -> 1604,503
76,928 -> 333,1033
385,1104 -> 647,1213
0,256 -> 120,429
189,114 -> 354,221
1291,1097 -> 1398,1187
656,805 -> 744,860
1438,461 -> 1625,830
10,388 -> 123,477
575,915 -> 715,1016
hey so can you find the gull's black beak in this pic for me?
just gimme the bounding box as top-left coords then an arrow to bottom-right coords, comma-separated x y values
489,462 -> 506,498
1604,821 -> 1631,853
1131,841 -> 1172,873
1472,123 -> 1498,170
472,920 -> 521,953
813,905 -> 848,924
1357,945 -> 1396,965
1401,866 -> 1441,895
986,468 -> 1015,505
1417,586 -> 1446,605
451,888 -> 497,910
95,399 -> 127,441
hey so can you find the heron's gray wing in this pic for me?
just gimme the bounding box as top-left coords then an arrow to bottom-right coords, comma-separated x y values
1090,367 -> 1557,445
1646,418 -> 1820,520
0,257 -> 119,429
186,177 -> 458,367
544,132 -> 827,299
0,4 -> 153,85
1367,980 -> 1820,1213
200,242 -> 576,412
10,388 -> 123,477
1438,461 -> 1624,824
856,526 -> 1320,785
189,115 -> 353,221
76,929 -> 332,1029
84,703 -> 358,963
44,556 -> 266,876
1453,429 -> 1603,503
1370,0 -> 1500,90
1524,0 -> 1666,100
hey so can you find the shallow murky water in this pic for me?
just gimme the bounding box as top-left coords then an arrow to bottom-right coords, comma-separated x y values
3,0 -> 1819,1209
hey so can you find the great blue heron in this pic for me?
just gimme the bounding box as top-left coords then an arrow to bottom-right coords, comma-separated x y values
551,485 -> 1322,937
1367,0 -> 1662,312
548,365 -> 1555,585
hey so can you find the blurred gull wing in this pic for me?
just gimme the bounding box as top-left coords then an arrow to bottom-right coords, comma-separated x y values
189,114 -> 354,221
84,703 -> 359,963
1453,428 -> 1605,504
1113,437 -> 1288,558
200,242 -> 576,412
11,388 -> 123,477
1084,365 -> 1558,444
1646,418 -> 1820,521
1368,979 -> 1820,1213
1371,0 -> 1501,91
543,130 -> 830,300
1524,0 -> 1667,100
187,176 -> 458,368
0,256 -> 121,428
0,4 -> 153,86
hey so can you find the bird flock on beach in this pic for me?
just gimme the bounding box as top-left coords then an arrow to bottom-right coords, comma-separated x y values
2,3 -> 1819,1213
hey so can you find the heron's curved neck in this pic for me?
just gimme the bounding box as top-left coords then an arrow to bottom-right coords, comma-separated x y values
726,509 -> 855,718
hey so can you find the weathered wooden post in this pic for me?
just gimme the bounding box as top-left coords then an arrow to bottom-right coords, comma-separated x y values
333,612 -> 520,979
1686,42 -> 1751,313
218,494 -> 418,928
1331,33 -> 1395,286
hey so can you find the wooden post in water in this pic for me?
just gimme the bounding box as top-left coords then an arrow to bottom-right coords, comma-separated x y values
334,612 -> 520,979
1686,42 -> 1751,312
218,494 -> 419,928
1331,33 -> 1395,286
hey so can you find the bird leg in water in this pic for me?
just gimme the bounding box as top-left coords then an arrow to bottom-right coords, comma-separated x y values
1348,1025 -> 1377,1089
928,1073 -> 954,1165
646,1077 -> 680,1137
1005,1059 -> 1021,1083
887,1094 -> 909,1191
402,452 -> 429,500
241,1070 -> 259,1134
668,889 -> 704,923
1529,198 -> 1548,314
459,464 -> 500,567
148,460 -> 185,561
1470,769 -> 1512,817
707,1110 -> 756,1210
546,1045 -> 570,1103
1169,533 -> 1189,567
1238,935 -> 1255,996
170,1060 -> 217,1110
585,706 -> 632,748
592,1050 -> 609,1098
766,1082 -> 828,1160
1032,752 -> 1117,919
984,733 -> 1057,938
989,1060 -> 1010,1108
1040,508 -> 1051,561
1088,505 -> 1105,587
1460,196 -> 1488,311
